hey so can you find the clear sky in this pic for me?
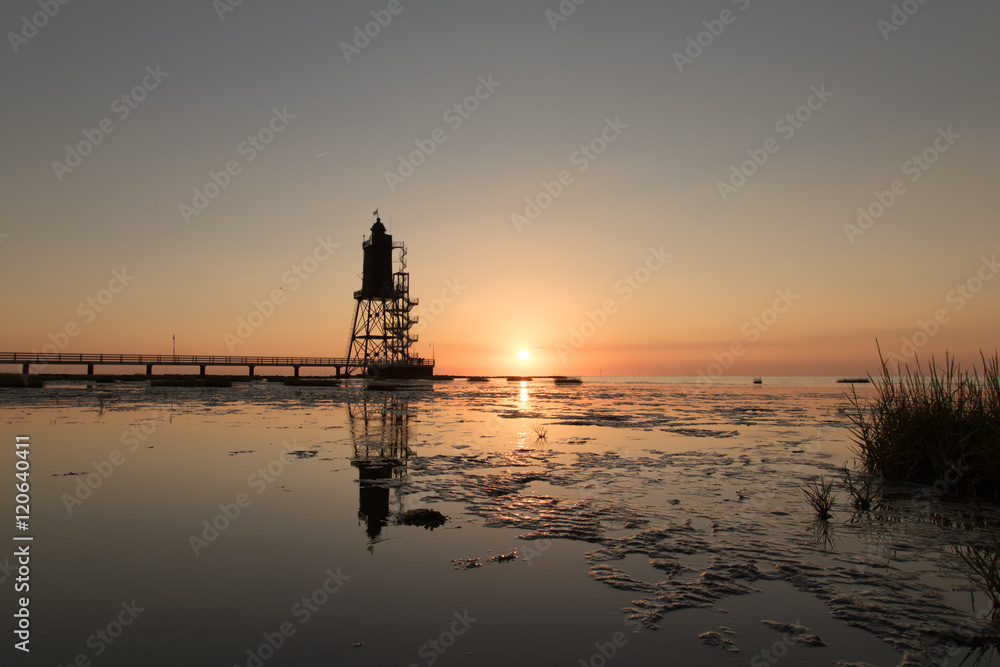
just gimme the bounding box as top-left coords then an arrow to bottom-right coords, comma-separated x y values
2,0 -> 998,376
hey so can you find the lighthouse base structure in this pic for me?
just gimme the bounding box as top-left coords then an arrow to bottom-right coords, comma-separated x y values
346,299 -> 433,378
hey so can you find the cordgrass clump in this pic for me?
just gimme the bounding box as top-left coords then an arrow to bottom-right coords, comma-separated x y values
840,464 -> 883,512
531,422 -> 548,440
802,476 -> 838,520
846,348 -> 1000,502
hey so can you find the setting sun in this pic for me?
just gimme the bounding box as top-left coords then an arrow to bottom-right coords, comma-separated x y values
518,349 -> 530,361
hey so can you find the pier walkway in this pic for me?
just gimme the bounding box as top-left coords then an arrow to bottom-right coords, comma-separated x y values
0,352 -> 433,378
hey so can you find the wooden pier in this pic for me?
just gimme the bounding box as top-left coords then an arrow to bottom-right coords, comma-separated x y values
0,352 -> 433,378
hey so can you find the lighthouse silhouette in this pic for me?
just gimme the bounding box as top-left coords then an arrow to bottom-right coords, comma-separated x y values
346,211 -> 432,378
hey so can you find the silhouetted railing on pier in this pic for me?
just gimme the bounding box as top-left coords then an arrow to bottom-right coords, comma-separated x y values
0,352 -> 433,377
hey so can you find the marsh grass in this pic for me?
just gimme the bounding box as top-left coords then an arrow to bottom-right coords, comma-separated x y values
802,476 -> 838,520
531,422 -> 548,440
841,464 -> 883,512
846,347 -> 1000,503
953,531 -> 1000,620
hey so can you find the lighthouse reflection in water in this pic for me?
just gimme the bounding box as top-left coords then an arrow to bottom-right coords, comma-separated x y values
347,390 -> 415,548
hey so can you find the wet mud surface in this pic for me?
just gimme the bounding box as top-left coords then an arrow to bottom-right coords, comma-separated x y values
5,377 -> 999,665
405,381 -> 1000,665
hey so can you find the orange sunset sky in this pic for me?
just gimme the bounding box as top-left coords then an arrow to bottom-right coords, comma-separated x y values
1,1 -> 997,376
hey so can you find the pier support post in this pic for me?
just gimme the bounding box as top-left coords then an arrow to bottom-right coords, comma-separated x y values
87,364 -> 94,376
248,365 -> 255,377
146,364 -> 153,376
200,365 -> 207,377
294,366 -> 300,378
21,363 -> 29,375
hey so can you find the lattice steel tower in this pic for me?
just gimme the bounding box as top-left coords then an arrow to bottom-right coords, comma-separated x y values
346,212 -> 422,374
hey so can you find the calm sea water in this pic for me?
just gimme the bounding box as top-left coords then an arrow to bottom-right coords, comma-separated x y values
1,377 -> 995,666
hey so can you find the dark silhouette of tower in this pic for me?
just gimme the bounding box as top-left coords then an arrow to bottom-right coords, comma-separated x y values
346,211 -> 432,377
347,391 -> 415,547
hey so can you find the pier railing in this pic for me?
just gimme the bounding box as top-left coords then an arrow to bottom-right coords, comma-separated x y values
0,352 -> 433,377
0,352 -> 433,365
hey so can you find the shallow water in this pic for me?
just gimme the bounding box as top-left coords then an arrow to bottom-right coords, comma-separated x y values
1,377 -> 998,666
